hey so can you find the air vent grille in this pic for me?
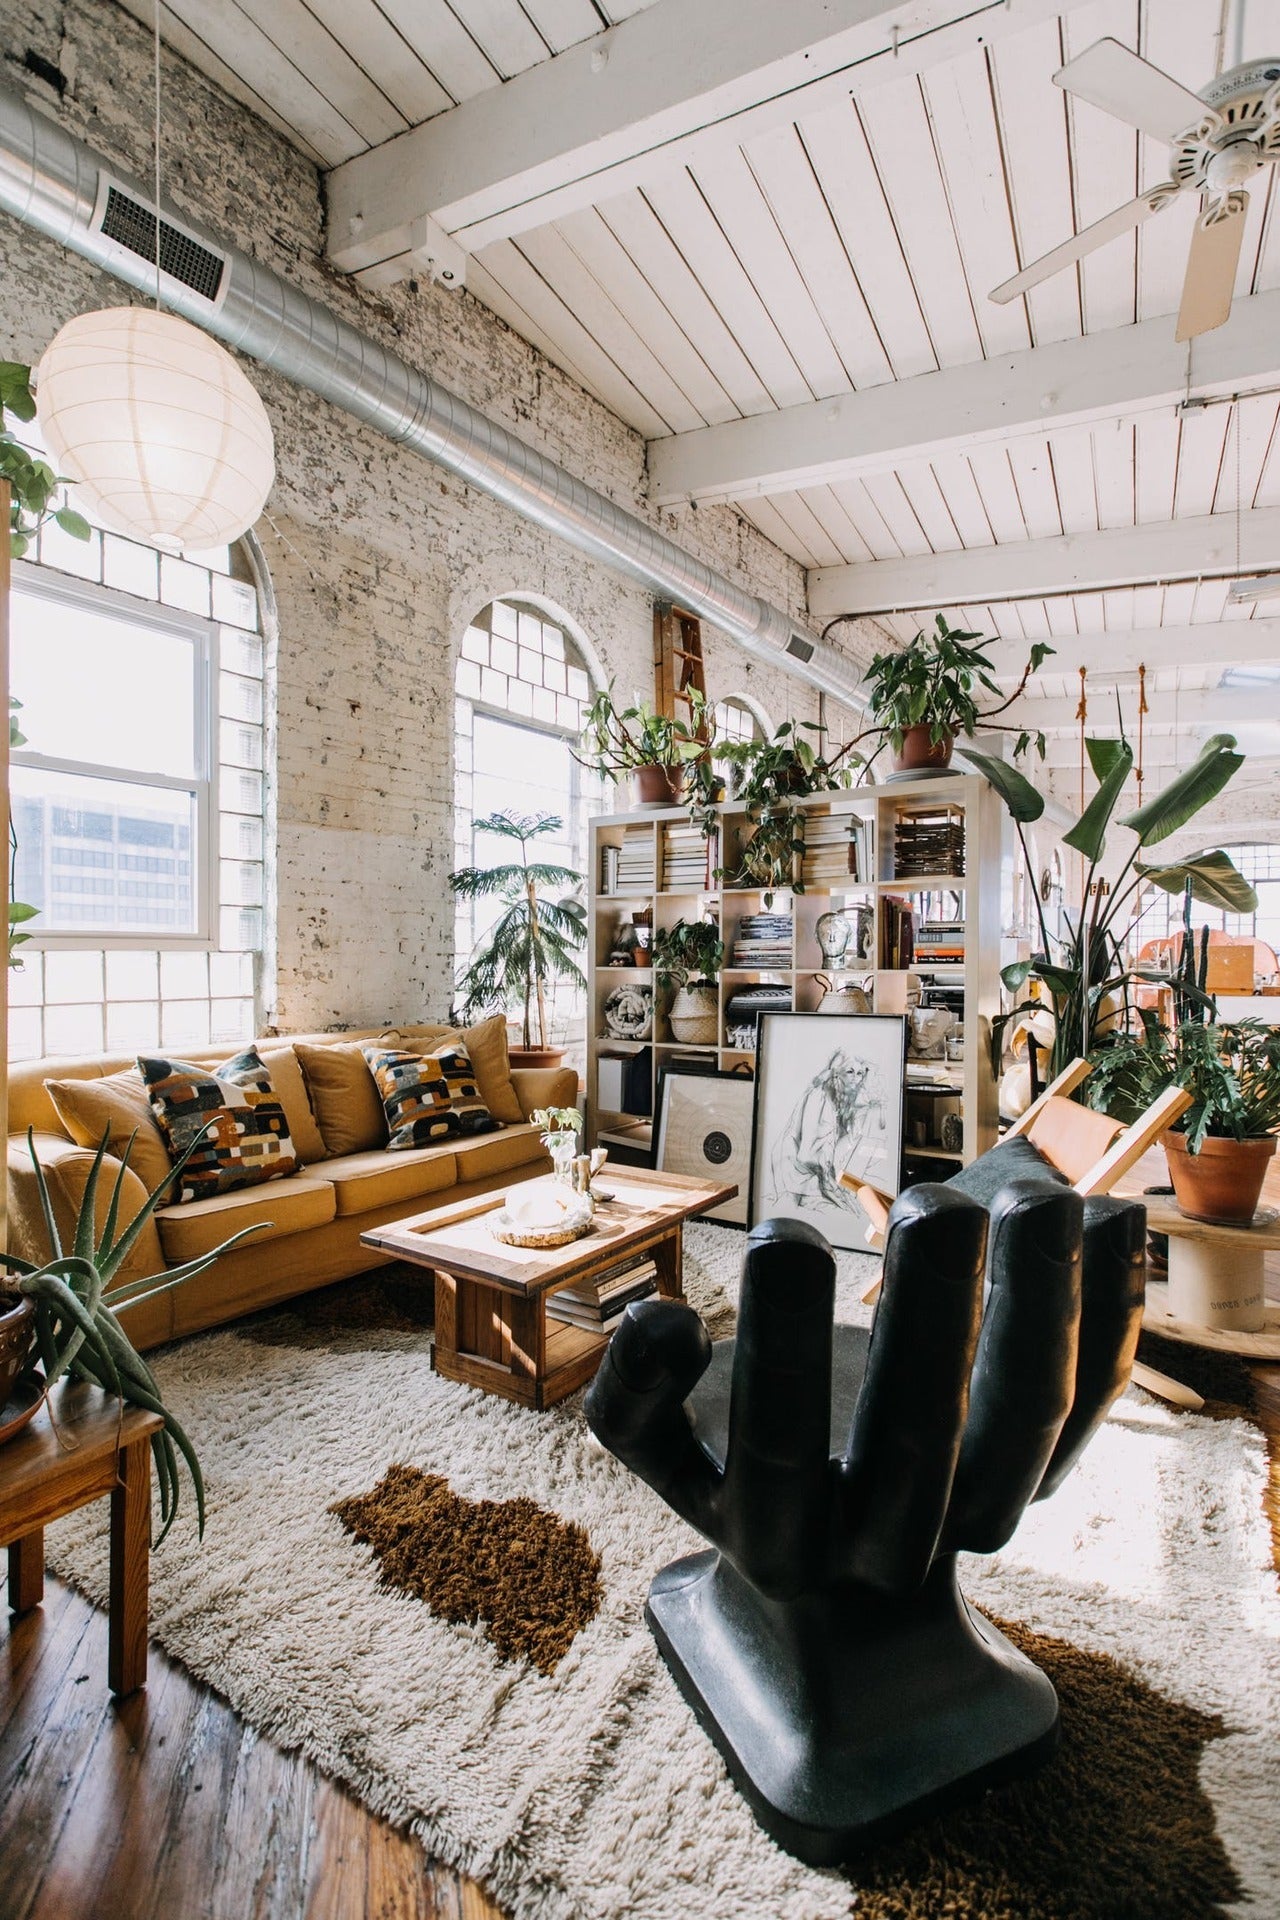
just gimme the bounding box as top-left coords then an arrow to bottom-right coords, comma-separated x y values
100,185 -> 225,302
786,633 -> 815,663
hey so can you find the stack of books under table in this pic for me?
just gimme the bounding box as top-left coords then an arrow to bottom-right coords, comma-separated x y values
546,1255 -> 658,1331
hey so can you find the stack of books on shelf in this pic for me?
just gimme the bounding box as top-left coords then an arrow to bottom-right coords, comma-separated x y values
879,895 -> 917,968
894,807 -> 965,878
732,911 -> 793,965
662,821 -> 714,890
600,827 -> 657,894
546,1256 -> 658,1331
801,813 -> 870,889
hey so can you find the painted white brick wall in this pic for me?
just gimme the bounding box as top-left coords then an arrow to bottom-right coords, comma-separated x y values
0,0 -> 866,1033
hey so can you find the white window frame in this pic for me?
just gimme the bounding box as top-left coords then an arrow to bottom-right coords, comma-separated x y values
9,561 -> 218,951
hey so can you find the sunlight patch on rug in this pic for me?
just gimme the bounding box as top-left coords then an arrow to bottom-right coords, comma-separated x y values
332,1463 -> 603,1675
857,1614 -> 1241,1920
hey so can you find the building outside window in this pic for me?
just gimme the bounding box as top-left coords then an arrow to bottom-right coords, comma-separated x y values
453,600 -> 601,1048
8,513 -> 270,1064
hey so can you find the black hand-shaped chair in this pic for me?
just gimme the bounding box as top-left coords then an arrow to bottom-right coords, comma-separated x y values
584,1177 -> 1146,1865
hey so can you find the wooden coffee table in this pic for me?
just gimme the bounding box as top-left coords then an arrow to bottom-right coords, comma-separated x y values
361,1166 -> 736,1410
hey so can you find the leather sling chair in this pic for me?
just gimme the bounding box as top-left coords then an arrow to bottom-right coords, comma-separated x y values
843,1059 -> 1197,1409
585,1181 -> 1146,1866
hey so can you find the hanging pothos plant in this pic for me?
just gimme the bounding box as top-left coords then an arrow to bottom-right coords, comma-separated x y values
2,361 -> 90,558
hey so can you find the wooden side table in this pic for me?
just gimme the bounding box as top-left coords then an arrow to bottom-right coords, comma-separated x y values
0,1381 -> 163,1695
1141,1196 -> 1280,1358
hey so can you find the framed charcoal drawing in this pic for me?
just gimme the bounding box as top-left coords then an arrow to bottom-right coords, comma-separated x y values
749,1012 -> 907,1249
654,1067 -> 755,1225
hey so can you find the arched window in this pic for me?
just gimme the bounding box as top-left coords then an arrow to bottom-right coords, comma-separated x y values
453,599 -> 601,1039
8,507 -> 271,1062
712,696 -> 765,751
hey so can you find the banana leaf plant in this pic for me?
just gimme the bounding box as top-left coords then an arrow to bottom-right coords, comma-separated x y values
958,732 -> 1256,1081
3,1125 -> 266,1543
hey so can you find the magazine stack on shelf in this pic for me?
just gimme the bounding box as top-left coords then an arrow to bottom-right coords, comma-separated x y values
611,826 -> 657,893
893,806 -> 965,878
731,911 -> 793,966
546,1256 -> 658,1330
662,821 -> 714,891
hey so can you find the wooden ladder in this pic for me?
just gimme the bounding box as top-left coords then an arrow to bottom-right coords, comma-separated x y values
654,601 -> 709,734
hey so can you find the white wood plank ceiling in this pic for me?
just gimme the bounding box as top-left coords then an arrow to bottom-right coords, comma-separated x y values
125,0 -> 1280,761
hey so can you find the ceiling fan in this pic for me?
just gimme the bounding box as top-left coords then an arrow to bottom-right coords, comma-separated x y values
990,38 -> 1280,339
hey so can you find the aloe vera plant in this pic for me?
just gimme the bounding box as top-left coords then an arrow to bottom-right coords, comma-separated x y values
3,1127 -> 265,1542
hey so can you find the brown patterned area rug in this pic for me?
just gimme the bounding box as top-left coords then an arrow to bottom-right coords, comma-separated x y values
46,1225 -> 1280,1920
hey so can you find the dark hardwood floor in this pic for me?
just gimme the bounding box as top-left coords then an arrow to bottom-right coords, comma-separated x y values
0,1573 -> 502,1920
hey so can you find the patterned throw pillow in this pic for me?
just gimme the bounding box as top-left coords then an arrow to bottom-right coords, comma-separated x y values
428,1042 -> 500,1137
139,1049 -> 297,1203
361,1046 -> 458,1150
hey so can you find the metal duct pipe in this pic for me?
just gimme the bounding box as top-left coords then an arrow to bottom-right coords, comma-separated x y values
0,81 -> 866,709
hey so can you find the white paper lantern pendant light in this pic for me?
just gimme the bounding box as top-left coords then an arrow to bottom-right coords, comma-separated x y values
37,307 -> 275,550
34,0 -> 274,553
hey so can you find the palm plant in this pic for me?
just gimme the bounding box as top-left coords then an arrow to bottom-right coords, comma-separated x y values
449,812 -> 587,1052
3,1127 -> 265,1542
961,732 -> 1256,1081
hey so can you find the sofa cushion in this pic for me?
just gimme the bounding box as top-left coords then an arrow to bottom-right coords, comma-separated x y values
451,1123 -> 547,1183
382,1015 -> 523,1125
256,1046 -> 327,1165
140,1050 -> 298,1203
154,1172 -> 336,1265
295,1043 -> 388,1156
44,1067 -> 175,1195
361,1045 -> 461,1149
321,1142 -> 459,1217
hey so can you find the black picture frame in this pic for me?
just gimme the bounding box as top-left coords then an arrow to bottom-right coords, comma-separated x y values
748,1011 -> 908,1250
654,1065 -> 756,1225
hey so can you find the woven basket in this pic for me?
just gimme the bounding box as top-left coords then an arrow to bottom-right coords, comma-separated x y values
669,983 -> 719,1046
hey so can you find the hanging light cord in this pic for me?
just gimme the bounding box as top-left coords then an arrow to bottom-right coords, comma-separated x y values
153,0 -> 163,308
1076,666 -> 1088,812
1136,663 -> 1148,791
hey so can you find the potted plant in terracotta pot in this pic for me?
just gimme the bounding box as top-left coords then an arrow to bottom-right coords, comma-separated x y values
1089,1017 -> 1280,1226
449,811 -> 587,1069
654,917 -> 724,1045
860,616 -> 1051,774
578,689 -> 706,806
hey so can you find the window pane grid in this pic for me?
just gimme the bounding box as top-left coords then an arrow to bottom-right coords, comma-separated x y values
9,542 -> 268,1065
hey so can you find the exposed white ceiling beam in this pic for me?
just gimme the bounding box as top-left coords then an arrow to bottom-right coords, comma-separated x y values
650,292 -> 1280,504
986,621 -> 1280,679
996,687 -> 1280,734
326,0 -> 1078,278
808,508 -> 1280,617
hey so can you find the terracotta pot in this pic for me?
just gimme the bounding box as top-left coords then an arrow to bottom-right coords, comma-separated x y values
1164,1129 -> 1277,1226
509,1045 -> 567,1071
632,763 -> 684,807
892,724 -> 954,773
0,1293 -> 36,1412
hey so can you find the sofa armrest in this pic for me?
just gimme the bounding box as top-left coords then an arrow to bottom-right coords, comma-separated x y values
7,1131 -> 166,1286
510,1065 -> 580,1122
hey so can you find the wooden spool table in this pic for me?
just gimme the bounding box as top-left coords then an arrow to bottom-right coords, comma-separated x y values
0,1380 -> 163,1695
362,1166 -> 736,1410
1141,1196 -> 1280,1359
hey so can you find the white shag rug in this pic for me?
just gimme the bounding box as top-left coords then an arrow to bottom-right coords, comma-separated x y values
48,1222 -> 1280,1920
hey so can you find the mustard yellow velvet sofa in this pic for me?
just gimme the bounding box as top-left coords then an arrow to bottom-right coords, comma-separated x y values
6,1026 -> 577,1351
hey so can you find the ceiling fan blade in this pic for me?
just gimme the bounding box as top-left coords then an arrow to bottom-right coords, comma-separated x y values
1054,37 -> 1206,143
1175,194 -> 1248,341
990,188 -> 1176,304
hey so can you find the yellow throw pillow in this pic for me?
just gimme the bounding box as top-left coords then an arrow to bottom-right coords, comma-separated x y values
402,1015 -> 523,1125
45,1068 -> 176,1195
294,1042 -> 388,1157
256,1046 -> 327,1165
